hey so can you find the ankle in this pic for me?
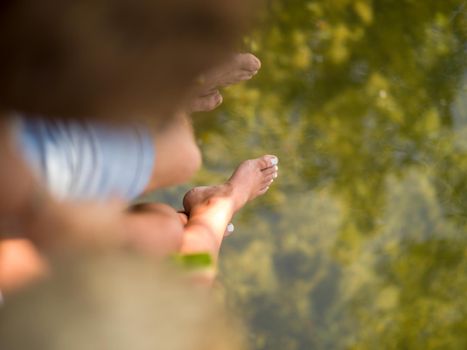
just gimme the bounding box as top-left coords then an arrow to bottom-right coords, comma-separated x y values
224,181 -> 248,213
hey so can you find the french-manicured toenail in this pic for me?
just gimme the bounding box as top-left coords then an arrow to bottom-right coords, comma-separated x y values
273,173 -> 278,178
271,157 -> 278,166
274,166 -> 278,171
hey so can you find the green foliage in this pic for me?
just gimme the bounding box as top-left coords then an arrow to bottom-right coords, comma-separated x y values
190,0 -> 467,348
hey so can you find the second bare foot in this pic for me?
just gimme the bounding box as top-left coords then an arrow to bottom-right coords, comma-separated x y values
189,53 -> 261,112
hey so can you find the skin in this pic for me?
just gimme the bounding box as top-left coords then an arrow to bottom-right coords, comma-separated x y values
0,155 -> 279,292
0,120 -> 128,293
181,155 -> 279,259
127,53 -> 269,262
0,239 -> 49,292
145,53 -> 262,191
189,53 -> 261,113
122,156 -> 279,289
144,113 -> 202,191
0,53 -> 265,292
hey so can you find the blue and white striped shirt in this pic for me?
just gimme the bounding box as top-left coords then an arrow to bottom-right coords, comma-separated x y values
13,116 -> 155,201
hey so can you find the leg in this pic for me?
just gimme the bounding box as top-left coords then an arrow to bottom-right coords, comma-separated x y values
144,114 -> 202,192
127,155 -> 278,287
123,155 -> 278,267
146,52 -> 261,189
123,203 -> 185,257
181,155 -> 279,259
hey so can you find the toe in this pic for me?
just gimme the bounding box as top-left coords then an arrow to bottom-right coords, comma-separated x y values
216,93 -> 224,107
191,91 -> 223,112
262,165 -> 278,176
258,186 -> 270,196
236,71 -> 255,81
237,53 -> 262,72
258,155 -> 279,169
261,176 -> 274,187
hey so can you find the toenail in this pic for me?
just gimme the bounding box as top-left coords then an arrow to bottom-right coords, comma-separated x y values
273,173 -> 278,179
225,223 -> 235,237
270,157 -> 278,166
274,166 -> 278,171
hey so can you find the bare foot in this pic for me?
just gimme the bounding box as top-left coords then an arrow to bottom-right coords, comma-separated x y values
201,53 -> 261,91
189,90 -> 223,113
183,155 -> 278,215
189,53 -> 261,112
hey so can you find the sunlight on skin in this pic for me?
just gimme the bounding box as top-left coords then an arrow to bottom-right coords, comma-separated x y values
0,239 -> 49,294
181,156 -> 278,263
182,196 -> 235,259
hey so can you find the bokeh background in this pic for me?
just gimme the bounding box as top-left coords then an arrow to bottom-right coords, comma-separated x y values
153,0 -> 467,348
